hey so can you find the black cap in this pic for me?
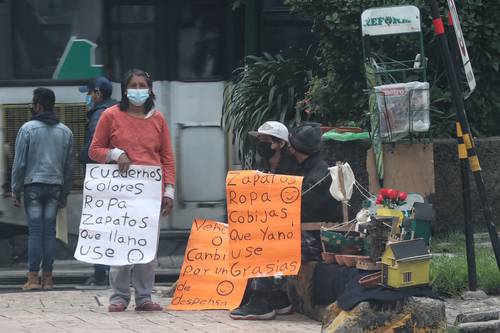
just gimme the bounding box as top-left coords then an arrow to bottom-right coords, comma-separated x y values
289,123 -> 322,155
78,76 -> 112,95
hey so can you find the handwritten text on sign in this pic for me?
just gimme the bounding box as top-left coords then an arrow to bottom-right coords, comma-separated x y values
226,171 -> 303,279
170,219 -> 247,310
74,164 -> 162,265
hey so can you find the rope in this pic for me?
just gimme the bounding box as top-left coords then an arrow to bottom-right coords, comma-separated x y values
300,166 -> 374,205
355,180 -> 373,198
354,182 -> 373,202
301,172 -> 331,197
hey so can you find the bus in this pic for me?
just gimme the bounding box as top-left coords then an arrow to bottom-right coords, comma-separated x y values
0,0 -> 310,270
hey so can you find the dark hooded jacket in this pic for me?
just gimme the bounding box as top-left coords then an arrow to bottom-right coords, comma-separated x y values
300,153 -> 340,223
79,98 -> 117,165
298,152 -> 341,261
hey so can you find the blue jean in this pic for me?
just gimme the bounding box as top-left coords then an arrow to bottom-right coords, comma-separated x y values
24,184 -> 61,272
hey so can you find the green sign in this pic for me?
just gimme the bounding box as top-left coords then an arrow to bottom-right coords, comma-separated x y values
53,37 -> 104,79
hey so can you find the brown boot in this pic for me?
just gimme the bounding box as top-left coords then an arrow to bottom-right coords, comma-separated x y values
41,272 -> 53,290
22,272 -> 40,291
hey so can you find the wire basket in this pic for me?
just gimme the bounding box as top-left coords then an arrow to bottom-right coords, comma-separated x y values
373,81 -> 430,142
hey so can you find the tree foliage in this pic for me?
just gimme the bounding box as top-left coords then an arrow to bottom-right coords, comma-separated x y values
285,0 -> 500,136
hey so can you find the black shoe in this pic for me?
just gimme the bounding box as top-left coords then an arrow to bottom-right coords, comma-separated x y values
229,294 -> 276,320
268,291 -> 293,315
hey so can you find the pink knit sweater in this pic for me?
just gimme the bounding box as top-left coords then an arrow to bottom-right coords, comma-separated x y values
89,105 -> 175,187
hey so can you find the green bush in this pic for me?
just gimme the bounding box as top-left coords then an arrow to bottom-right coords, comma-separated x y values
285,0 -> 500,136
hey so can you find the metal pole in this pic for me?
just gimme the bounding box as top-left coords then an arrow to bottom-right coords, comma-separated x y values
427,0 -> 500,270
456,123 -> 478,290
447,11 -> 477,290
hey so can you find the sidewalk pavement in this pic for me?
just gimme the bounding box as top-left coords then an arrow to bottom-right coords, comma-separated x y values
0,287 -> 322,333
0,258 -> 181,286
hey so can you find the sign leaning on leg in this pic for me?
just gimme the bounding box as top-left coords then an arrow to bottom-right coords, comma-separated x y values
74,164 -> 162,266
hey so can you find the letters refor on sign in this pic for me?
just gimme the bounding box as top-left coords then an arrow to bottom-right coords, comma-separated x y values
74,164 -> 162,266
169,219 -> 247,310
226,170 -> 303,279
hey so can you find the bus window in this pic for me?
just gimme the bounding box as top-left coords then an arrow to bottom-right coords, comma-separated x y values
12,0 -> 103,79
176,1 -> 226,81
109,4 -> 157,80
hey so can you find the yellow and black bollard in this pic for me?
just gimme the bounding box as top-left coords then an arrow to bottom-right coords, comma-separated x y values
428,0 -> 500,271
456,122 -> 477,290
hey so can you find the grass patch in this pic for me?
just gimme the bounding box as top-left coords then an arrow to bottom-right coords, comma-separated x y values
430,231 -> 466,254
430,232 -> 500,296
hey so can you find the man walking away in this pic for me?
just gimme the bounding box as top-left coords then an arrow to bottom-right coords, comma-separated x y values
12,88 -> 74,290
78,77 -> 117,287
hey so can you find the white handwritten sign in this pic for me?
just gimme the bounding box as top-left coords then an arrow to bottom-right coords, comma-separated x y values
74,164 -> 162,265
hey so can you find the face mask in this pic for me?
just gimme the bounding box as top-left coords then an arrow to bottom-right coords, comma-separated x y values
85,95 -> 94,109
256,141 -> 275,159
127,89 -> 149,106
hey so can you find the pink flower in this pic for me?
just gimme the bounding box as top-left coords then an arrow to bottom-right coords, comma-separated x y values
376,194 -> 384,205
398,192 -> 408,201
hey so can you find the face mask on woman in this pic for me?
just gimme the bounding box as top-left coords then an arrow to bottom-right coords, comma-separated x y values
256,141 -> 276,159
127,89 -> 149,106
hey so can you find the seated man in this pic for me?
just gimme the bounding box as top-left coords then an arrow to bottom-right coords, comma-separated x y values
288,123 -> 341,261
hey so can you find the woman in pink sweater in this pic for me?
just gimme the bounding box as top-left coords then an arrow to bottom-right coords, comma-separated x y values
89,69 -> 175,312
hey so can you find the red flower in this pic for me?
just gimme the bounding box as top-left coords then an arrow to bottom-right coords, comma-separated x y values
376,194 -> 384,205
379,188 -> 390,197
398,192 -> 408,201
387,189 -> 399,200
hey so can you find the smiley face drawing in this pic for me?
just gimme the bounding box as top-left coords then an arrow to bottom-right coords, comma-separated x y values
280,186 -> 300,204
216,280 -> 234,296
127,249 -> 144,263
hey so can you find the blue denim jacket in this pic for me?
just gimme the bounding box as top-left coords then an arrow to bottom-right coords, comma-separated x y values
11,120 -> 74,201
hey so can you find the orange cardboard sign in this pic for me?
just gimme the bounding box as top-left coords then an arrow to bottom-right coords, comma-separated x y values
169,219 -> 247,310
226,170 -> 303,279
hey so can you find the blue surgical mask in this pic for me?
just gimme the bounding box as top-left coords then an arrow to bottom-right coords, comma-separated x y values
85,95 -> 94,109
127,89 -> 149,106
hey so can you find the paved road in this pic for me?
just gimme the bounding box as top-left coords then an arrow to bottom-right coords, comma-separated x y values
0,288 -> 322,333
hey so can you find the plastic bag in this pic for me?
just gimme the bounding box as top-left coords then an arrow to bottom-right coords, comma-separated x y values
374,81 -> 430,139
328,162 -> 355,202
